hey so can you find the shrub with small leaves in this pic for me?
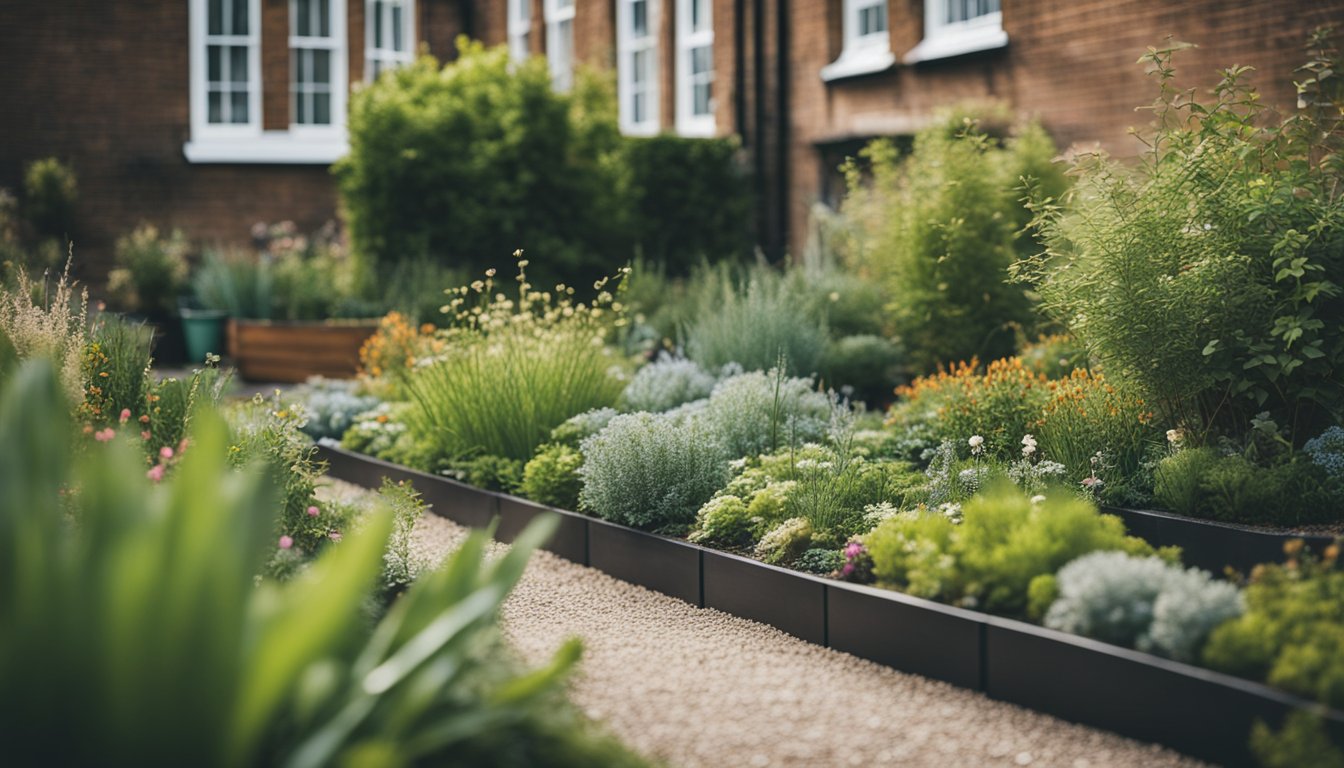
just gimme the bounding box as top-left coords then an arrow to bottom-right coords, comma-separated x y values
550,407 -> 621,448
521,443 -> 584,510
293,377 -> 381,440
687,495 -> 753,547
379,478 -> 425,596
1305,426 -> 1344,480
579,412 -> 730,532
619,354 -> 717,413
1043,551 -> 1243,662
755,517 -> 813,566
448,454 -> 525,494
796,547 -> 844,575
700,368 -> 834,459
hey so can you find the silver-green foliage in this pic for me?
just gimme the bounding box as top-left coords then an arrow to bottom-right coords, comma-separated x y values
1044,550 -> 1243,662
619,354 -> 717,413
294,377 -> 381,440
683,265 -> 829,377
700,369 -> 834,459
578,411 -> 730,532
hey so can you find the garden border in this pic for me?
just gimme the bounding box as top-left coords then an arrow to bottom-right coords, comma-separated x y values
1102,505 -> 1337,575
317,443 -> 1344,767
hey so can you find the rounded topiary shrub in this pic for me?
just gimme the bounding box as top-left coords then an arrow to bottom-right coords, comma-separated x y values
578,412 -> 729,533
336,38 -> 630,288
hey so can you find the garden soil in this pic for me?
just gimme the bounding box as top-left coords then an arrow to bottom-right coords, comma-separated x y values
322,479 -> 1204,768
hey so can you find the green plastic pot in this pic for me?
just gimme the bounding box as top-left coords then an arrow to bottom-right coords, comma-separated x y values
179,308 -> 227,365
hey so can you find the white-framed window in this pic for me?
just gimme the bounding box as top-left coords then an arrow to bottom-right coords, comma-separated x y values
544,0 -> 575,90
821,0 -> 894,81
291,0 -> 346,130
675,0 -> 714,136
617,0 -> 659,135
185,0 -> 351,162
904,0 -> 1006,64
509,0 -> 532,62
366,0 -> 415,80
192,0 -> 262,136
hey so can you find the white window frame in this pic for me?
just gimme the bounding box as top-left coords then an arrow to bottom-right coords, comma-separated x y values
366,0 -> 415,80
189,0 -> 262,140
821,0 -> 894,82
544,0 -> 575,91
185,0 -> 350,164
508,0 -> 532,62
289,0 -> 347,134
675,0 -> 714,136
616,0 -> 659,135
904,0 -> 1007,64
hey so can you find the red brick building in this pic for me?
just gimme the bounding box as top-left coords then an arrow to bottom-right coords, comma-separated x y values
2,1 -> 1339,274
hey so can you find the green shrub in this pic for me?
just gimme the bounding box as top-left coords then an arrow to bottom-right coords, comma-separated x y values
683,265 -> 829,377
521,443 -> 584,509
755,517 -> 814,566
821,334 -> 903,406
624,135 -> 752,274
838,109 -> 1066,372
337,39 -> 630,288
549,407 -> 620,448
796,547 -> 845,574
21,157 -> 77,240
619,354 -> 717,413
450,454 -> 526,494
0,359 -> 647,767
868,484 -> 1161,616
378,478 -> 425,595
406,262 -> 626,463
106,224 -> 191,316
191,250 -> 275,319
78,314 -> 152,430
1251,712 -> 1344,768
292,377 -> 381,440
1018,333 -> 1088,379
1154,448 -> 1341,525
699,368 -> 834,459
578,411 -> 730,533
1204,545 -> 1344,708
1043,551 -> 1243,662
687,495 -> 754,547
1017,38 -> 1344,440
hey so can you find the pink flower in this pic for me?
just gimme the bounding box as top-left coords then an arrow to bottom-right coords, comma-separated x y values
328,531 -> 343,542
306,505 -> 320,517
146,464 -> 166,483
141,431 -> 151,441
119,408 -> 132,423
160,446 -> 174,460
279,535 -> 294,550
178,438 -> 189,453
94,428 -> 116,443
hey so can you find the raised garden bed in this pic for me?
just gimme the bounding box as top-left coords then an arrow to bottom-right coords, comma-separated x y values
227,318 -> 378,383
1102,504 -> 1337,576
316,442 -> 1344,767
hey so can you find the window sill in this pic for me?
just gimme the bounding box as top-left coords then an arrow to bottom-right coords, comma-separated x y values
620,122 -> 661,138
903,27 -> 1008,64
182,131 -> 349,164
820,47 -> 897,83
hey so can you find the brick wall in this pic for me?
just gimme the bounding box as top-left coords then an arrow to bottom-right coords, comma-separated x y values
0,0 -> 464,284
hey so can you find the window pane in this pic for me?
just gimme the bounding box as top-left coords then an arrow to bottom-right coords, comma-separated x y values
693,0 -> 710,33
296,93 -> 308,123
208,45 -> 222,81
313,49 -> 330,84
691,45 -> 711,75
230,46 -> 248,84
558,0 -> 574,8
318,0 -> 330,36
633,91 -> 645,124
313,92 -> 331,124
632,0 -> 647,37
231,0 -> 249,34
859,3 -> 886,36
208,0 -> 224,35
632,49 -> 646,84
694,82 -> 710,116
230,91 -> 249,123
296,0 -> 311,35
208,91 -> 223,122
391,4 -> 404,50
373,0 -> 384,46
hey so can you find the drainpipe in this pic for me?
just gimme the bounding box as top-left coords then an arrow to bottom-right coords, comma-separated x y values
734,0 -> 747,144
752,0 -> 767,259
774,0 -> 788,263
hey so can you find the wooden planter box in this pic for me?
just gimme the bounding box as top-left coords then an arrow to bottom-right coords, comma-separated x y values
227,319 -> 378,382
316,442 -> 1344,766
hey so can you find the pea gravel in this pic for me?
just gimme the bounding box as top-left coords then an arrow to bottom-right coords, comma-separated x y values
321,479 -> 1206,768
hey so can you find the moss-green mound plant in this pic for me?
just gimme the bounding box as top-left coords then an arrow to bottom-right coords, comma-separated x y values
406,258 -> 627,463
0,358 -> 646,768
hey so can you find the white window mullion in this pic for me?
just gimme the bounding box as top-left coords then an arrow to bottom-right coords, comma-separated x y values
366,0 -> 415,80
193,0 -> 261,135
617,0 -> 659,135
290,0 -> 346,131
675,0 -> 713,136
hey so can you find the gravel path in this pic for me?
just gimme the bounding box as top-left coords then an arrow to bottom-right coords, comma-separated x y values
322,480 -> 1206,768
